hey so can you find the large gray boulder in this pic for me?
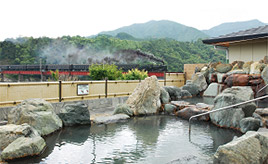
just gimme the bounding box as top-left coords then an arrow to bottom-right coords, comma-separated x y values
0,123 -> 39,150
216,63 -> 232,73
58,102 -> 91,126
179,90 -> 192,99
163,86 -> 192,100
1,136 -> 46,161
8,99 -> 62,136
163,86 -> 181,101
210,87 -> 255,131
113,103 -> 133,116
250,62 -> 262,74
126,76 -> 161,115
164,104 -> 176,115
213,131 -> 268,164
192,72 -> 208,92
240,117 -> 261,133
160,87 -> 170,104
241,103 -> 257,117
181,82 -> 199,96
203,83 -> 223,97
261,66 -> 268,85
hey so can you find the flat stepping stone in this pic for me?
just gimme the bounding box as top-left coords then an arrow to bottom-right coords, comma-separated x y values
257,128 -> 268,133
93,114 -> 130,124
171,101 -> 190,106
196,103 -> 213,110
171,101 -> 190,110
255,108 -> 268,116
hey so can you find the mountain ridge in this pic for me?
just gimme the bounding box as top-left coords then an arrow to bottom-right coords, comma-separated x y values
202,19 -> 267,37
100,20 -> 209,42
96,19 -> 267,41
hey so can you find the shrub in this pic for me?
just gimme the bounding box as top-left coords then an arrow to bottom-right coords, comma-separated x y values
50,70 -> 59,81
89,64 -> 122,80
122,68 -> 148,80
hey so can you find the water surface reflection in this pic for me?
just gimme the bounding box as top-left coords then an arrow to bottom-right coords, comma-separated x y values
8,116 -> 241,164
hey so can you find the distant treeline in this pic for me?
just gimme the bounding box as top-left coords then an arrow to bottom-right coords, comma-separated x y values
0,35 -> 225,72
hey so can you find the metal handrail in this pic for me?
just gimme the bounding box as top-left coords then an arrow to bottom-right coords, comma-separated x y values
188,95 -> 268,137
256,84 -> 268,107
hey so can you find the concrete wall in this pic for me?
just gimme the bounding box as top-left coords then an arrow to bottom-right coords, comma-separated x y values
0,96 -> 128,121
229,38 -> 268,63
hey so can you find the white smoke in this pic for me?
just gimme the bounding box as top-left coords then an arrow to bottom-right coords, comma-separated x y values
40,39 -> 162,65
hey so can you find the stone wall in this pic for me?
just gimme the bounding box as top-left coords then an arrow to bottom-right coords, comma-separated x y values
0,97 -> 128,122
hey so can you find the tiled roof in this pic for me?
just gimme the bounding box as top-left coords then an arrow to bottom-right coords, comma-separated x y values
203,25 -> 268,44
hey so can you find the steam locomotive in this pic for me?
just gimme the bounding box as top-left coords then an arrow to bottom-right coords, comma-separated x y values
0,64 -> 167,72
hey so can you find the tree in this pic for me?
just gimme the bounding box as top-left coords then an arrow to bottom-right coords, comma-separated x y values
89,64 -> 122,80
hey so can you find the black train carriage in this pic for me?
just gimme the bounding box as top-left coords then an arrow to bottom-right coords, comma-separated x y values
0,64 -> 167,72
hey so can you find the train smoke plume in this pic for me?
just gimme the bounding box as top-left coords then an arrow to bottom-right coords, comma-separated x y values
40,39 -> 164,65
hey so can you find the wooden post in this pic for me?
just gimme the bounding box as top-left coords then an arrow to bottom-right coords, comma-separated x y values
184,72 -> 187,85
164,71 -> 166,86
18,74 -> 23,82
0,73 -> 4,82
40,58 -> 43,82
59,80 -> 62,102
105,77 -> 108,98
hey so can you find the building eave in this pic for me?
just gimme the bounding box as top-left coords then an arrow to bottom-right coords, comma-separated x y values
202,33 -> 268,46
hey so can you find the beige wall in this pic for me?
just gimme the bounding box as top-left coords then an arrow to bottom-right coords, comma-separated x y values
184,64 -> 206,80
229,38 -> 268,63
0,73 -> 185,107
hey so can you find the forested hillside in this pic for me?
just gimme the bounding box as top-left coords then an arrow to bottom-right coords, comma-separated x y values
0,35 -> 225,72
100,20 -> 208,42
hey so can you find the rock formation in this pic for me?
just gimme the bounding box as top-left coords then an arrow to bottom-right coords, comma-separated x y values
192,72 -> 208,92
58,102 -> 91,126
113,103 -> 133,116
126,76 -> 161,115
1,136 -> 46,161
210,87 -> 260,132
214,131 -> 268,164
0,123 -> 39,150
8,98 -> 62,136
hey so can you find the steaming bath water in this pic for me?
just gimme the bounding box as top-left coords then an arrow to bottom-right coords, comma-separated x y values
9,115 -> 241,164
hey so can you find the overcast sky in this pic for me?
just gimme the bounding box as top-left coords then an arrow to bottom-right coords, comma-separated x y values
0,0 -> 267,41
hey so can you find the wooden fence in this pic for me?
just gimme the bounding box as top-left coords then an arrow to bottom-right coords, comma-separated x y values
184,64 -> 206,80
0,73 -> 185,107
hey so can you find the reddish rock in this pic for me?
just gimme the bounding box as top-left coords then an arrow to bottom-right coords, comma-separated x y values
224,74 -> 249,87
249,79 -> 263,86
210,73 -> 218,83
170,101 -> 190,110
251,74 -> 262,79
223,74 -> 265,96
175,106 -> 210,121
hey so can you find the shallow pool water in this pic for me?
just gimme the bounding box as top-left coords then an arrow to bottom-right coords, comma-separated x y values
9,116 -> 241,164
